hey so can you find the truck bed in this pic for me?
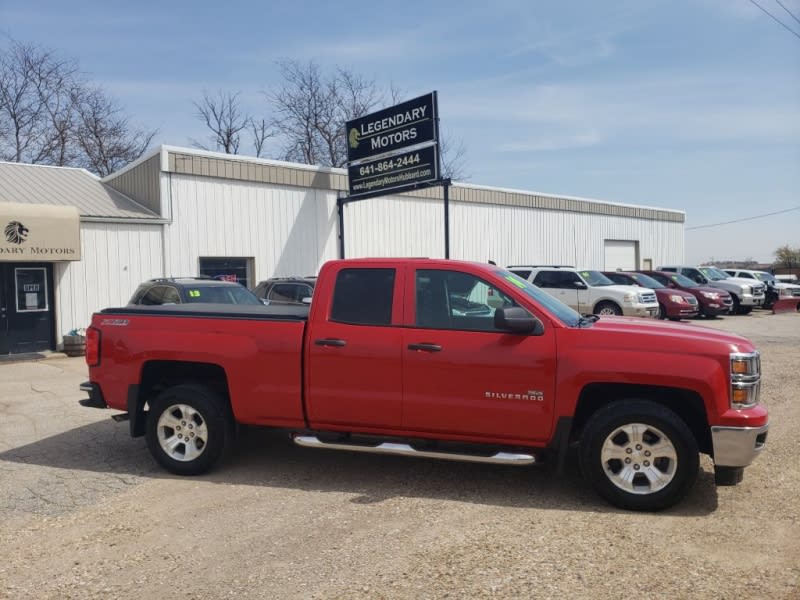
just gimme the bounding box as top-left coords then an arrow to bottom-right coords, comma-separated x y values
100,304 -> 310,321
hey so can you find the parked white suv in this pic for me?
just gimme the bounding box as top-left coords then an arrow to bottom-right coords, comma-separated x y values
658,265 -> 765,314
507,265 -> 659,317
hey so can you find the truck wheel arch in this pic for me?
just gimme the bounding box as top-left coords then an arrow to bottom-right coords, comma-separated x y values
570,383 -> 711,455
129,360 -> 232,438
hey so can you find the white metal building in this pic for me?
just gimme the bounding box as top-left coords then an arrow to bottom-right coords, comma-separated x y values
0,145 -> 684,355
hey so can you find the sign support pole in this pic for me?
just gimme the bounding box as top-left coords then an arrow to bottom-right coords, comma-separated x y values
443,178 -> 451,259
337,196 -> 345,259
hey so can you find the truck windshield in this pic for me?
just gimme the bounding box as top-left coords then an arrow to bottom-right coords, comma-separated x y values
699,267 -> 729,281
580,270 -> 615,286
495,269 -> 582,327
754,272 -> 774,283
670,273 -> 698,288
627,273 -> 665,289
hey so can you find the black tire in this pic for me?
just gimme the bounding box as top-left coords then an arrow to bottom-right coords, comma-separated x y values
658,303 -> 667,320
730,295 -> 740,315
594,301 -> 622,316
579,400 -> 699,511
738,306 -> 752,315
145,383 -> 233,476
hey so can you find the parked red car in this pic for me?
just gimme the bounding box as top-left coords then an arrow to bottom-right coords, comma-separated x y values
639,271 -> 733,318
602,271 -> 699,320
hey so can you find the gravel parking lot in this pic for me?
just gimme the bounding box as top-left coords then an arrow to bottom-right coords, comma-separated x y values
1,311 -> 798,599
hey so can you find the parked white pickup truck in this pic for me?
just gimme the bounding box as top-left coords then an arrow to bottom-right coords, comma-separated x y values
507,265 -> 659,317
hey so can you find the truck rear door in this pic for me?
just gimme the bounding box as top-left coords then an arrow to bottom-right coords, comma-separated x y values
305,264 -> 404,429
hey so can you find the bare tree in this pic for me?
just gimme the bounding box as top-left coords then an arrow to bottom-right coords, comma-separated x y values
248,117 -> 273,158
192,90 -> 248,154
74,86 -> 156,177
0,40 -> 76,164
0,39 -> 156,174
266,60 -> 467,177
775,244 -> 800,268
268,60 -> 406,168
438,130 -> 469,181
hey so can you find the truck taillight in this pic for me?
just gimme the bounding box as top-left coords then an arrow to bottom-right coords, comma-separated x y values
86,327 -> 101,366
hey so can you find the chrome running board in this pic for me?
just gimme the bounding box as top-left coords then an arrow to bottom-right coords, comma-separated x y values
292,435 -> 536,466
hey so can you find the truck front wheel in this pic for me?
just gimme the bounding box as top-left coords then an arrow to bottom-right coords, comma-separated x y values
145,384 -> 233,476
579,400 -> 699,511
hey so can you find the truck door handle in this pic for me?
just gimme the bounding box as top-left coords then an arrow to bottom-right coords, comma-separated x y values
408,343 -> 442,352
315,338 -> 347,347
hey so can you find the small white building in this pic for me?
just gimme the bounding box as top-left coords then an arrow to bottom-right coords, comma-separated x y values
0,145 -> 684,355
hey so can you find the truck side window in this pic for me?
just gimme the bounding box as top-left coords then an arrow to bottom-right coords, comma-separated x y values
556,272 -> 582,289
331,268 -> 395,326
416,269 -> 517,331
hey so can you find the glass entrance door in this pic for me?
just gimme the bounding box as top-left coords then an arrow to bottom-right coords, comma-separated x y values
0,263 -> 55,354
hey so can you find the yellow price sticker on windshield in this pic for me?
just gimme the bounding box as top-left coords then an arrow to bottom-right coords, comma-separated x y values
188,290 -> 201,297
504,274 -> 526,289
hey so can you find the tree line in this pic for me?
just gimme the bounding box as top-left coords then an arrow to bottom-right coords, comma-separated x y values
1,40 -> 466,179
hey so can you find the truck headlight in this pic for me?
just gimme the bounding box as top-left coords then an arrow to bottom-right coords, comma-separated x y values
623,293 -> 635,303
730,352 -> 760,409
741,285 -> 751,294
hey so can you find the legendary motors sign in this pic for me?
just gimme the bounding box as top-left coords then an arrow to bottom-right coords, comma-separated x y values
346,92 -> 438,163
0,202 -> 81,262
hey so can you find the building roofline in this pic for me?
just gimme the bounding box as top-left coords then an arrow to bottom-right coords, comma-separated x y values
455,181 -> 686,217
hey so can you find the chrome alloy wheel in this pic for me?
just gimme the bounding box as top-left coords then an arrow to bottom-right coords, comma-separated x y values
156,403 -> 209,462
600,423 -> 678,495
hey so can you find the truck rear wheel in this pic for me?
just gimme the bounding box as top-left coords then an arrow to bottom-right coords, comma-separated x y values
579,400 -> 699,511
145,384 -> 233,476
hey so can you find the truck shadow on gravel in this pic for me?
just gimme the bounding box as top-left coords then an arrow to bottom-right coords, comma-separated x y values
0,419 -> 719,516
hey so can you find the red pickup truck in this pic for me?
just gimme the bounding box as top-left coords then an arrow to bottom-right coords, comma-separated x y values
81,258 -> 769,511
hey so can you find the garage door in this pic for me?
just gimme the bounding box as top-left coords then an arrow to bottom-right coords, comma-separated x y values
604,240 -> 637,271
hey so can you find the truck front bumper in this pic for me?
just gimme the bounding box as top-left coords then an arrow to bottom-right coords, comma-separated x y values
711,423 -> 769,467
622,305 -> 660,318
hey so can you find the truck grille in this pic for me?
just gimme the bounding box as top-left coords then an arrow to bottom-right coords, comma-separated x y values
753,284 -> 765,296
640,292 -> 657,303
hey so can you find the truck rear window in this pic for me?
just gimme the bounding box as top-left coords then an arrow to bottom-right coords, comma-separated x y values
331,268 -> 395,326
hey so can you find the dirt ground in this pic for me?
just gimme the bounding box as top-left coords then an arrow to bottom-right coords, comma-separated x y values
1,311 -> 798,599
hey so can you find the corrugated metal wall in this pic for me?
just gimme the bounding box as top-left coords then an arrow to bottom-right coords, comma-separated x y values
164,174 -> 339,283
163,172 -> 683,282
344,196 -> 684,268
54,222 -> 163,340
103,154 -> 162,215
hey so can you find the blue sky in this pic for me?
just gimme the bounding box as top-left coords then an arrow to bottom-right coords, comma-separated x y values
2,0 -> 799,263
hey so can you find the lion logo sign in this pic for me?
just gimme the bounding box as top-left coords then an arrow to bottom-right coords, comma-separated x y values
4,221 -> 29,244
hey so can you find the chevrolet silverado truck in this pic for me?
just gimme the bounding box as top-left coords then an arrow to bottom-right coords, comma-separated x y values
80,259 -> 769,511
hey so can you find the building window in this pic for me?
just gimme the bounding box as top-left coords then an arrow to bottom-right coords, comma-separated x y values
198,257 -> 254,289
15,268 -> 49,312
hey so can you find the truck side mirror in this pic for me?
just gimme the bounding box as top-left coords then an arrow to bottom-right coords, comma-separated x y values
694,276 -> 705,284
574,281 -> 587,289
494,307 -> 544,335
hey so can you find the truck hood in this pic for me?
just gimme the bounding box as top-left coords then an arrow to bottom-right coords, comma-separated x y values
602,284 -> 654,297
584,316 -> 755,354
